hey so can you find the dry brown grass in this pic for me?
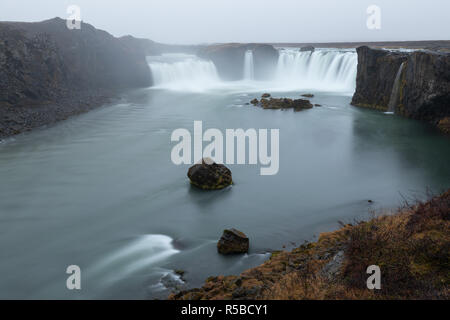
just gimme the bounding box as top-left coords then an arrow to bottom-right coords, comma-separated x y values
171,190 -> 450,300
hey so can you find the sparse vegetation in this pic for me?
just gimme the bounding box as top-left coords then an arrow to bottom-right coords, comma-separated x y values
171,190 -> 450,300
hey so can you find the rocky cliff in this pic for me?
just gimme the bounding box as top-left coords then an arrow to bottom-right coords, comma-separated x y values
352,46 -> 450,132
197,43 -> 279,81
0,18 -> 152,138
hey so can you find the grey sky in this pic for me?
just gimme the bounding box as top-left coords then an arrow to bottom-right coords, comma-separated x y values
1,0 -> 449,44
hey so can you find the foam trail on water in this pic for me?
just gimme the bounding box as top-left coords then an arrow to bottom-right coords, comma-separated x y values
86,234 -> 179,285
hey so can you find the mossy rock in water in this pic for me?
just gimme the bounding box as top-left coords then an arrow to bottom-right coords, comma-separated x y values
437,117 -> 450,134
259,98 -> 313,111
217,229 -> 249,254
187,158 -> 232,190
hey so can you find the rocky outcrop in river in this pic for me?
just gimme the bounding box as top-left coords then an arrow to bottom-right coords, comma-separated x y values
0,18 -> 152,138
187,158 -> 233,190
352,46 -> 450,132
197,43 -> 279,80
217,229 -> 249,254
251,96 -> 313,112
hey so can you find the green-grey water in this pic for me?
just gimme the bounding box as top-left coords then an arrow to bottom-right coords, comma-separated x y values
0,53 -> 449,299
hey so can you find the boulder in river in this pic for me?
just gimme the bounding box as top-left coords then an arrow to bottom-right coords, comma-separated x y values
254,97 -> 313,111
250,98 -> 259,105
187,158 -> 232,190
217,229 -> 249,254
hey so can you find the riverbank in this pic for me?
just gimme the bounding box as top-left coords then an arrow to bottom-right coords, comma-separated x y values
0,89 -> 118,139
171,189 -> 450,300
0,18 -> 152,139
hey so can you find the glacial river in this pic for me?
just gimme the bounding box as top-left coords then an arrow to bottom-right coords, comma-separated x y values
0,51 -> 449,299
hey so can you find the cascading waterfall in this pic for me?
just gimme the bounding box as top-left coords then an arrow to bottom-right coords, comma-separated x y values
146,49 -> 358,93
148,53 -> 220,91
387,62 -> 406,113
275,48 -> 358,92
243,50 -> 255,80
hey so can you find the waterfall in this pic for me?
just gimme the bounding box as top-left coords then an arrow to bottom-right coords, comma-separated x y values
387,62 -> 406,113
243,50 -> 255,80
148,54 -> 220,91
275,49 -> 358,92
147,50 -> 358,93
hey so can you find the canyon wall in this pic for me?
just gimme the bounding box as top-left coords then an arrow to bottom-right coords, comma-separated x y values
0,18 -> 153,137
352,46 -> 450,133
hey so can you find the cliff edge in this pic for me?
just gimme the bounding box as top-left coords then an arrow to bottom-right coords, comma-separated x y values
0,18 -> 152,138
351,46 -> 450,133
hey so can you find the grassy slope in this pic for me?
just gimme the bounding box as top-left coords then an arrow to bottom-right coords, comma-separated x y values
171,190 -> 449,300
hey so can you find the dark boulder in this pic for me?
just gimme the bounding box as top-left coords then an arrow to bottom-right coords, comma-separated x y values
250,98 -> 259,105
261,93 -> 271,98
437,117 -> 450,134
253,98 -> 313,111
187,158 -> 232,190
217,229 -> 249,254
301,94 -> 314,98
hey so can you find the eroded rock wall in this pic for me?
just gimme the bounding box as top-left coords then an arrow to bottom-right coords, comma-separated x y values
351,46 -> 450,131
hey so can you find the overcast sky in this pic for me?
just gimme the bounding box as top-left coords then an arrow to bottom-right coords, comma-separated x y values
1,0 -> 449,44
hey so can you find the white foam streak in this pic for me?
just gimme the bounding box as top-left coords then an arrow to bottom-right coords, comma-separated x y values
87,234 -> 179,285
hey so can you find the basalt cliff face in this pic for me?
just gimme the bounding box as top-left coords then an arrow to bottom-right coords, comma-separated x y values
352,46 -> 450,132
197,43 -> 279,81
0,18 -> 152,138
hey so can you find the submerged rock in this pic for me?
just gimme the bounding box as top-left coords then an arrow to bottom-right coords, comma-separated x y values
253,97 -> 313,112
250,98 -> 259,105
187,158 -> 232,190
161,272 -> 186,292
320,250 -> 345,281
217,229 -> 249,254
